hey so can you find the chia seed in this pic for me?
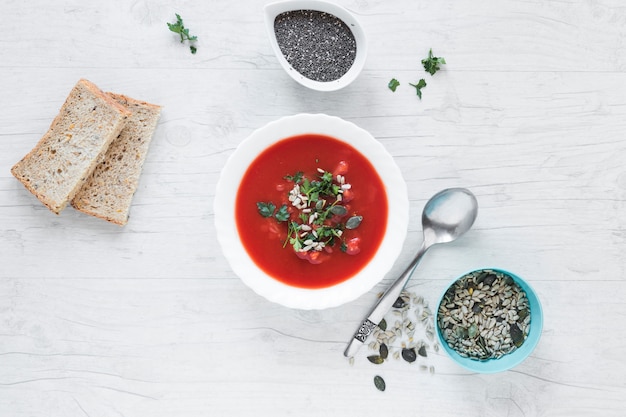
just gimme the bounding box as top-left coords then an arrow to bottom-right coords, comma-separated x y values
274,10 -> 357,82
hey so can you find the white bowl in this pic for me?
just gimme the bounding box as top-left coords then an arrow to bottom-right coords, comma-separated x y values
214,114 -> 408,309
264,0 -> 368,91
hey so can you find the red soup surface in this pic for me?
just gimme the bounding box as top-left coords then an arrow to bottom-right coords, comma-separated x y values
235,134 -> 388,289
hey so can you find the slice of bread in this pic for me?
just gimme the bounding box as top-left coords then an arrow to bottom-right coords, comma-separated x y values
11,79 -> 131,214
71,93 -> 161,226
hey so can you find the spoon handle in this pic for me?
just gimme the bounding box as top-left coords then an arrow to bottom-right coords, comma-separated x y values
344,241 -> 429,357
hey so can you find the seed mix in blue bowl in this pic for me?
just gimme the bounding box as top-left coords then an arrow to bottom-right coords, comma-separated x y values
437,269 -> 531,361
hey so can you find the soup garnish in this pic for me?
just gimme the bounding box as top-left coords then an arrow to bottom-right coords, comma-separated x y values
256,164 -> 363,264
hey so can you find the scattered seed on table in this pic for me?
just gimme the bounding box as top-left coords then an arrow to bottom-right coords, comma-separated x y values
417,345 -> 428,357
379,343 -> 389,359
367,355 -> 384,365
401,347 -> 417,363
374,375 -> 386,391
365,289 -> 437,366
379,318 -> 387,331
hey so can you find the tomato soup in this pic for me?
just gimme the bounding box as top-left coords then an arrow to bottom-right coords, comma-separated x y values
235,134 -> 388,289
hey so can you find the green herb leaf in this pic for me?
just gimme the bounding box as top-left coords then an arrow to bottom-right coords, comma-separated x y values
422,48 -> 446,75
388,78 -> 400,92
409,79 -> 427,99
167,14 -> 184,35
285,171 -> 304,184
275,204 -> 289,222
256,202 -> 276,218
167,13 -> 198,54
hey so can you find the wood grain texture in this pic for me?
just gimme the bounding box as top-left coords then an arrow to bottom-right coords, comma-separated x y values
1,0 -> 626,416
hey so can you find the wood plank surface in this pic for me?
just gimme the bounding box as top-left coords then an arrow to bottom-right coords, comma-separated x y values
1,0 -> 625,416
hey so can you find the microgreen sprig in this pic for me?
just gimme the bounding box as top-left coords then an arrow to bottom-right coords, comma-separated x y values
409,79 -> 427,99
167,13 -> 198,54
421,48 -> 446,75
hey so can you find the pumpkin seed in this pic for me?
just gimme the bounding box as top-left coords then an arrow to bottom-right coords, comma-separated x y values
468,323 -> 478,338
330,205 -> 347,216
378,318 -> 387,331
367,355 -> 384,365
417,345 -> 428,357
510,322 -> 524,347
379,343 -> 389,359
374,375 -> 386,391
475,271 -> 488,284
345,215 -> 363,229
401,347 -> 417,363
392,297 -> 406,309
483,273 -> 497,286
518,307 -> 529,321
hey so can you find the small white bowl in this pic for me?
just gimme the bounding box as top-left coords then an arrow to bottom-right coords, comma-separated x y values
214,114 -> 408,310
264,0 -> 368,91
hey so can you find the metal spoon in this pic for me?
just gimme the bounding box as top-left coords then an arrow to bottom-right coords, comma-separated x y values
344,187 -> 478,357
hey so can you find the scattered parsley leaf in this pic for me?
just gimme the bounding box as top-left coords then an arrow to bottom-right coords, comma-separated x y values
275,205 -> 290,222
256,202 -> 276,218
422,48 -> 446,75
388,78 -> 400,92
409,79 -> 427,99
257,202 -> 290,222
285,171 -> 304,184
167,13 -> 198,54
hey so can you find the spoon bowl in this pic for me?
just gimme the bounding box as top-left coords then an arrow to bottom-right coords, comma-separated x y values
344,188 -> 478,357
422,188 -> 478,245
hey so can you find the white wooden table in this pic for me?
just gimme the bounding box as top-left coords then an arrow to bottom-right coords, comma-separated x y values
2,0 -> 625,415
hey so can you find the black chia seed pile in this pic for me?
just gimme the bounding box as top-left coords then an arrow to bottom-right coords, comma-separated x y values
274,10 -> 357,82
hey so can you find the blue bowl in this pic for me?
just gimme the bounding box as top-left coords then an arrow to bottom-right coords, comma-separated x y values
435,268 -> 543,373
